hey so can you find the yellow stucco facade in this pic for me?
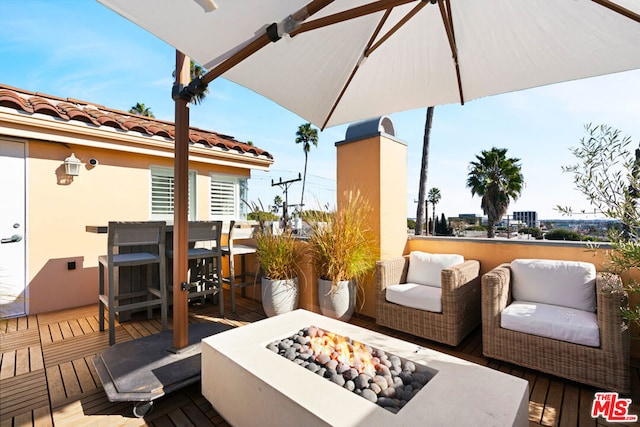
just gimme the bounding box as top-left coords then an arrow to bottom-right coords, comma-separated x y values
1,97 -> 272,315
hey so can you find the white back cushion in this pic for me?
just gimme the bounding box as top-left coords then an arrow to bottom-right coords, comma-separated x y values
406,251 -> 464,288
511,259 -> 596,312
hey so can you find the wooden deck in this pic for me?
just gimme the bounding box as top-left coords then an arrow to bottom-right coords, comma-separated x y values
1,294 -> 638,427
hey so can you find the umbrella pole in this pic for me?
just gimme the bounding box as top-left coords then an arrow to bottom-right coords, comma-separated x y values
172,50 -> 190,350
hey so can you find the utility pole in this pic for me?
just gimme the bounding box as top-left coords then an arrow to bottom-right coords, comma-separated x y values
272,173 -> 301,228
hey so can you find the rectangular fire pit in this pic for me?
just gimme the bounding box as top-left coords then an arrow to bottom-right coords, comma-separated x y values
202,310 -> 528,426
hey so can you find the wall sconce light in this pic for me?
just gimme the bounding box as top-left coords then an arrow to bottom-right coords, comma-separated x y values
64,153 -> 81,176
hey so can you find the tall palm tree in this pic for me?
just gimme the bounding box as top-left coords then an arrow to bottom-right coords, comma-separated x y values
467,147 -> 524,238
295,123 -> 319,208
272,195 -> 283,215
172,60 -> 210,105
415,107 -> 435,236
427,187 -> 441,236
128,102 -> 154,118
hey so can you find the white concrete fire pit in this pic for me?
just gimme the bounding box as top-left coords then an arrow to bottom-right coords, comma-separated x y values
202,310 -> 528,426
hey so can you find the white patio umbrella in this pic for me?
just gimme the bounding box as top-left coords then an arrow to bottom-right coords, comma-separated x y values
97,0 -> 640,349
100,0 -> 639,129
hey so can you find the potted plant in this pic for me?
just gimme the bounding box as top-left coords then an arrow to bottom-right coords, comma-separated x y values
254,222 -> 303,317
307,190 -> 377,321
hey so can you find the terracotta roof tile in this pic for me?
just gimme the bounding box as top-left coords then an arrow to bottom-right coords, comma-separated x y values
0,89 -> 33,113
0,83 -> 273,159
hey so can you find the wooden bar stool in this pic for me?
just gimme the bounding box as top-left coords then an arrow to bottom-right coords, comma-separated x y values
98,221 -> 167,345
166,221 -> 224,316
221,221 -> 260,313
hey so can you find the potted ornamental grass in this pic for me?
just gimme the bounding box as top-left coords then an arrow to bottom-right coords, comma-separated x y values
307,190 -> 377,321
254,219 -> 303,317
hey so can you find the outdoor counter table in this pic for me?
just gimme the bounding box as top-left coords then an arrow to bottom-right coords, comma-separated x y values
86,223 -> 225,322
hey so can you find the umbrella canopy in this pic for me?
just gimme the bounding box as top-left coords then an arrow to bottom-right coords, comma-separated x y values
99,0 -> 639,129
97,0 -> 640,349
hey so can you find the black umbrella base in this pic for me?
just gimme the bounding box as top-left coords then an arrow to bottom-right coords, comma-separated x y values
92,322 -> 233,417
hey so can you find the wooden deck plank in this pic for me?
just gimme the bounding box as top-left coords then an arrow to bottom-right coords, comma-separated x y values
58,321 -> 74,340
579,388 -> 597,427
39,325 -> 53,345
48,324 -> 63,343
3,317 -> 18,333
46,365 -> 67,405
15,347 -> 30,376
541,379 -> 564,426
0,350 -> 16,379
68,319 -> 85,337
86,355 -> 101,385
151,415 -> 175,427
30,345 -> 45,372
559,383 -> 579,427
14,410 -> 33,426
530,376 -> 550,424
16,315 -> 28,331
85,316 -> 100,333
523,371 -> 538,396
166,408 -> 195,427
32,405 -> 53,427
76,317 -> 94,335
59,361 -> 82,399
121,322 -> 144,340
73,358 -> 97,393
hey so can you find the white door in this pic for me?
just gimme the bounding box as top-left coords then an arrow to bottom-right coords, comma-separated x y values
0,139 -> 26,318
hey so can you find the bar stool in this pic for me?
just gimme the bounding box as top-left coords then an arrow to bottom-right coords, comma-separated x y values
98,221 -> 167,345
166,221 -> 224,316
221,221 -> 260,313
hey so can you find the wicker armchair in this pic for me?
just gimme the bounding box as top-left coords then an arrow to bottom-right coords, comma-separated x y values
376,255 -> 481,346
482,261 -> 630,393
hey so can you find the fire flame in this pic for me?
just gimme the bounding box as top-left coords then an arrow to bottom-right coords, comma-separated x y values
308,332 -> 376,374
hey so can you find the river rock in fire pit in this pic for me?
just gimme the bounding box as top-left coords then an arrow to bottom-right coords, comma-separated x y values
267,326 -> 436,413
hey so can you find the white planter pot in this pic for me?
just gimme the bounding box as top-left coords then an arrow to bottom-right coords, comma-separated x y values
318,278 -> 356,321
261,277 -> 299,317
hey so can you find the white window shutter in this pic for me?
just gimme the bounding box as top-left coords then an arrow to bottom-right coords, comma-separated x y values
150,167 -> 195,220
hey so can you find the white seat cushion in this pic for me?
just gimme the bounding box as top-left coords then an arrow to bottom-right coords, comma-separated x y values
511,259 -> 597,312
501,301 -> 600,347
406,251 -> 464,288
385,283 -> 442,313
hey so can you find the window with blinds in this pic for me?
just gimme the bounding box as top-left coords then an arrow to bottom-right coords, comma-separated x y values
150,167 -> 195,220
210,175 -> 248,219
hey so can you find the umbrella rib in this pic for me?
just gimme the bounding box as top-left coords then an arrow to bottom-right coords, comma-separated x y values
437,0 -> 465,104
201,0 -> 336,86
366,1 -> 429,56
321,8 -> 393,129
291,0 -> 418,36
590,0 -> 640,23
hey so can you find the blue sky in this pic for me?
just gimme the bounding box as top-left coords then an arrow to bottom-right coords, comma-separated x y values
1,1 -> 639,220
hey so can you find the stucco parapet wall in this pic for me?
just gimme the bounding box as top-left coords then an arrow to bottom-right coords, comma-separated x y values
408,235 -> 615,250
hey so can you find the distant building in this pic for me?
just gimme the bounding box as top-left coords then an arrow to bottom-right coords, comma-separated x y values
450,214 -> 482,226
513,211 -> 540,228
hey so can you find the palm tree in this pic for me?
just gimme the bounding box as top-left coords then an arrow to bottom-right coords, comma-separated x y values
272,195 -> 283,215
467,147 -> 524,238
427,187 -> 441,236
295,123 -> 319,208
128,102 -> 154,118
415,107 -> 435,236
172,60 -> 210,105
